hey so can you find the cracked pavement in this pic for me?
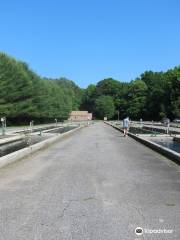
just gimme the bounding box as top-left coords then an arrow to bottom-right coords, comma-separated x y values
0,122 -> 180,239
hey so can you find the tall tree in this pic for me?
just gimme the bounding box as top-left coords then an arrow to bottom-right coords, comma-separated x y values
94,95 -> 115,119
126,79 -> 147,119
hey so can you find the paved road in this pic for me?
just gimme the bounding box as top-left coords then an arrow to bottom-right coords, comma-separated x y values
0,122 -> 179,240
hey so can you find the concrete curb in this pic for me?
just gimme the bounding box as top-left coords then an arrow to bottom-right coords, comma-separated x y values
43,126 -> 64,133
0,126 -> 83,169
105,121 -> 180,165
42,124 -> 78,133
0,136 -> 24,146
174,137 -> 180,143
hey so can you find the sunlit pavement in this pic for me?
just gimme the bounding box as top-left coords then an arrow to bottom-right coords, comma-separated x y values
0,122 -> 179,239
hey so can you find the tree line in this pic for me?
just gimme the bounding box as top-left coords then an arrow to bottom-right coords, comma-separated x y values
0,53 -> 82,124
0,52 -> 179,124
81,69 -> 180,121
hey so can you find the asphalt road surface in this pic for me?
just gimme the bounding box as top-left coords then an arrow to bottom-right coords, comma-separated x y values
0,122 -> 179,240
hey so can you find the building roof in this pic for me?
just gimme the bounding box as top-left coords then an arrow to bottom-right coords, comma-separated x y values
70,111 -> 88,116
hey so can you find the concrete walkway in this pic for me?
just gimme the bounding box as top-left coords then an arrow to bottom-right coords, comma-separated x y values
0,122 -> 179,239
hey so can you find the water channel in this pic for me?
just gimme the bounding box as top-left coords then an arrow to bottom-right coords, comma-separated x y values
0,126 -> 78,157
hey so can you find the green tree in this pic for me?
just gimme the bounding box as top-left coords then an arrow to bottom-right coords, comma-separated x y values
126,79 -> 147,119
141,71 -> 166,120
80,84 -> 97,113
0,52 -> 83,124
94,95 -> 115,119
96,78 -> 122,97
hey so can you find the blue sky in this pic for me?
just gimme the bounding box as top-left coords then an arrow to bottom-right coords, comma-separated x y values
0,0 -> 180,87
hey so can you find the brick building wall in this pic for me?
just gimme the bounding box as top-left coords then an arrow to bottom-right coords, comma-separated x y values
69,111 -> 92,121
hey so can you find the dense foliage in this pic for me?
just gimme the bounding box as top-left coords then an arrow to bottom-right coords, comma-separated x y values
0,52 -> 179,123
94,95 -> 115,119
81,70 -> 180,120
0,53 -> 82,124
